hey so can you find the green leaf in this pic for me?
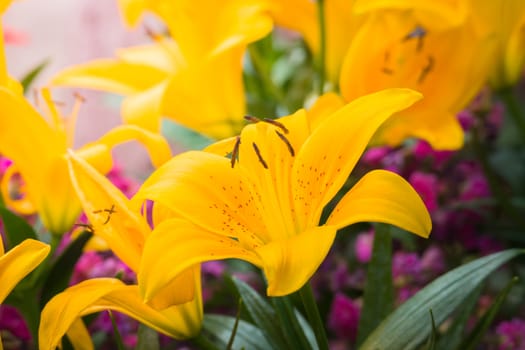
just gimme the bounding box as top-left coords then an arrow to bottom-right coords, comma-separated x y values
0,206 -> 37,249
423,309 -> 437,350
272,297 -> 315,350
231,277 -> 289,349
458,276 -> 519,350
202,314 -> 275,350
357,223 -> 394,345
435,287 -> 482,350
39,231 -> 92,308
136,324 -> 159,350
361,249 -> 524,350
21,59 -> 50,92
108,311 -> 126,350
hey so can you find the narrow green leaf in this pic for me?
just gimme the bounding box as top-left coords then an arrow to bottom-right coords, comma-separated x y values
108,311 -> 125,350
21,59 -> 50,91
361,249 -> 524,350
273,297 -> 314,350
136,324 -> 159,350
202,314 -> 275,350
459,276 -> 519,350
424,309 -> 437,350
39,231 -> 92,308
436,287 -> 482,350
0,206 -> 37,249
231,277 -> 289,349
226,298 -> 242,350
357,223 -> 394,345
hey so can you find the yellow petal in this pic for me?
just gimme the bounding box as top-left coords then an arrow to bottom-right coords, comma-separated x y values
374,109 -> 464,150
65,319 -> 93,350
1,163 -> 37,215
0,239 -> 50,303
121,82 -> 167,132
133,151 -> 268,244
292,88 -> 422,229
162,52 -> 246,139
50,59 -> 167,95
327,170 -> 431,237
139,218 -> 262,303
116,0 -> 148,27
39,278 -> 203,350
255,225 -> 337,296
354,0 -> 469,29
89,124 -> 172,168
203,136 -> 238,156
306,92 -> 346,131
67,151 -> 149,272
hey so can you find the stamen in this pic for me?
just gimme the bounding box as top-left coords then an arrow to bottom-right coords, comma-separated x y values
263,118 -> 289,134
382,67 -> 394,75
231,136 -> 241,168
275,130 -> 295,157
93,204 -> 117,225
74,223 -> 95,234
403,25 -> 426,52
417,56 -> 434,84
252,142 -> 268,169
244,115 -> 289,134
144,25 -> 162,41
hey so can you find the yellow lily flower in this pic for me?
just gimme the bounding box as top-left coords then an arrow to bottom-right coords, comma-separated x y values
38,151 -> 203,349
268,0 -> 468,85
0,0 -> 23,94
470,0 -> 525,88
339,7 -> 492,150
0,88 -> 172,235
0,239 -> 50,350
132,88 -> 431,298
51,0 -> 273,139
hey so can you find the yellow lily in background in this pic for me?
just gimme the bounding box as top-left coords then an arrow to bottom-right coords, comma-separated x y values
0,0 -> 22,94
38,152 -> 202,350
470,0 -> 525,89
339,7 -> 492,150
0,239 -> 50,350
133,89 -> 431,298
268,0 -> 468,86
0,87 -> 171,235
51,0 -> 273,139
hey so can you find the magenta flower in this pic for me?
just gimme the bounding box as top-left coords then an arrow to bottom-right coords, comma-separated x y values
328,293 -> 360,341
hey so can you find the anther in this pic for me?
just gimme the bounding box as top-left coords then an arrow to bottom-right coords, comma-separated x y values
93,204 -> 117,225
403,25 -> 427,52
231,136 -> 241,168
73,91 -> 86,103
244,115 -> 289,134
417,55 -> 434,84
74,223 -> 95,234
252,142 -> 268,169
275,130 -> 295,157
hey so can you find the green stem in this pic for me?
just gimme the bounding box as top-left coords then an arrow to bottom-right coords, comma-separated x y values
247,45 -> 290,113
273,297 -> 313,350
298,283 -> 330,350
499,87 -> 525,140
14,297 -> 40,347
316,0 -> 327,95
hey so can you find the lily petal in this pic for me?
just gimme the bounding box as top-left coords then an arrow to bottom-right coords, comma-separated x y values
255,225 -> 337,296
121,82 -> 167,132
88,124 -> 172,168
133,151 -> 268,245
292,88 -> 422,229
139,218 -> 262,303
65,319 -> 93,350
0,239 -> 50,303
327,170 -> 431,237
67,151 -> 149,272
50,59 -> 167,95
39,278 -> 202,350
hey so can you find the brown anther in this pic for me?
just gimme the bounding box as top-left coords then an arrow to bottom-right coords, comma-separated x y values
52,100 -> 66,107
93,204 -> 117,225
73,91 -> 86,103
263,118 -> 289,134
403,25 -> 427,52
252,142 -> 268,169
275,130 -> 295,157
244,115 -> 260,123
144,25 -> 161,40
244,115 -> 289,134
382,67 -> 394,75
74,223 -> 95,234
231,136 -> 241,168
417,56 -> 435,84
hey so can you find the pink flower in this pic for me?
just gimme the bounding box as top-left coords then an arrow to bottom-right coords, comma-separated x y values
496,318 -> 525,350
409,172 -> 439,213
354,231 -> 374,263
328,293 -> 360,341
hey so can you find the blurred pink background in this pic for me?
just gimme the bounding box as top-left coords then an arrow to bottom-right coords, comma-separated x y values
3,0 -> 160,180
